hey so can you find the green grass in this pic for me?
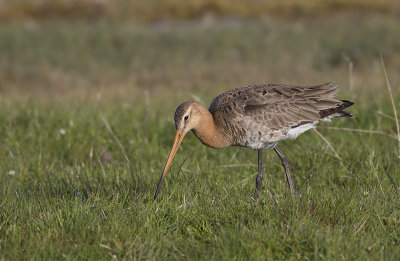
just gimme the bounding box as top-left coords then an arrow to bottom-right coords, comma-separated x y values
1,13 -> 400,259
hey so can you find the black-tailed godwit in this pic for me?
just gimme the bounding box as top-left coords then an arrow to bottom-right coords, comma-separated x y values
154,82 -> 353,200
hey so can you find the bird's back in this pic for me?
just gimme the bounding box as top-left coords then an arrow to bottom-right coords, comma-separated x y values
209,82 -> 353,149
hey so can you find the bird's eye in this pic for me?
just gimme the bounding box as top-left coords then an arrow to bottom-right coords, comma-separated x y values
184,115 -> 189,121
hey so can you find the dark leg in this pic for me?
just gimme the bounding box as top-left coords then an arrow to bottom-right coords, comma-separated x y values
274,146 -> 295,196
253,149 -> 263,200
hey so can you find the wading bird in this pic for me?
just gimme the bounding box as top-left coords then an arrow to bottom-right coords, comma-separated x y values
154,82 -> 353,200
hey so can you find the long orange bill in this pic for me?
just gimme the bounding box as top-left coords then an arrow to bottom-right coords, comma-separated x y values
154,130 -> 185,200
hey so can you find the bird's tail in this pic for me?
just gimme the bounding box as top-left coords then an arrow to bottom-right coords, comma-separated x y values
319,100 -> 354,119
337,100 -> 354,117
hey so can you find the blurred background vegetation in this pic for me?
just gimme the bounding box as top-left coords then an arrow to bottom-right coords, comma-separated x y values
0,0 -> 399,104
1,0 -> 400,22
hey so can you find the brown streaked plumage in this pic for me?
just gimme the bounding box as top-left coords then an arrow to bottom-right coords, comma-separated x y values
154,82 -> 354,200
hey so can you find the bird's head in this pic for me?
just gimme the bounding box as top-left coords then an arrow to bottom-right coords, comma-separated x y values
174,101 -> 202,134
154,101 -> 202,199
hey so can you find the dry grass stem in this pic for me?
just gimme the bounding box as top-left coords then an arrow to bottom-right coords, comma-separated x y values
354,217 -> 368,235
308,199 -> 323,217
99,244 -> 116,252
370,155 -> 385,196
317,126 -> 398,140
375,110 -> 396,121
100,114 -> 133,170
313,129 -> 352,175
182,168 -> 196,174
313,129 -> 341,160
343,54 -> 354,91
380,54 -> 400,157
217,164 -> 257,168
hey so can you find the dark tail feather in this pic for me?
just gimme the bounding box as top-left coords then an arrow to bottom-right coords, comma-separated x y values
338,100 -> 354,117
339,110 -> 353,117
319,100 -> 354,119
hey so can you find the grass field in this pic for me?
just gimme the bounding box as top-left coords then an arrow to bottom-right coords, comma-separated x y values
1,12 -> 400,260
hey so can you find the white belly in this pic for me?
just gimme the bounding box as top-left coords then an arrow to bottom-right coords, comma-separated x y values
237,122 -> 317,150
285,122 -> 317,139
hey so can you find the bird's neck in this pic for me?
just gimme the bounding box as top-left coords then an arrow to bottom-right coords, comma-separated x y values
192,106 -> 230,149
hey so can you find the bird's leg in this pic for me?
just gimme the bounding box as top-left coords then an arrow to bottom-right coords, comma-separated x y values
253,149 -> 263,200
274,146 -> 295,196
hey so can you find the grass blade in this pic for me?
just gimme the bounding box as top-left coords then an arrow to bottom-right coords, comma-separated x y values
380,53 -> 400,157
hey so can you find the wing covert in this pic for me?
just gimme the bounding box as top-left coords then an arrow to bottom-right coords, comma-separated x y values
210,82 -> 343,131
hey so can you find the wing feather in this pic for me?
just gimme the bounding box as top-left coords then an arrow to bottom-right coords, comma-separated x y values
209,82 -> 352,131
